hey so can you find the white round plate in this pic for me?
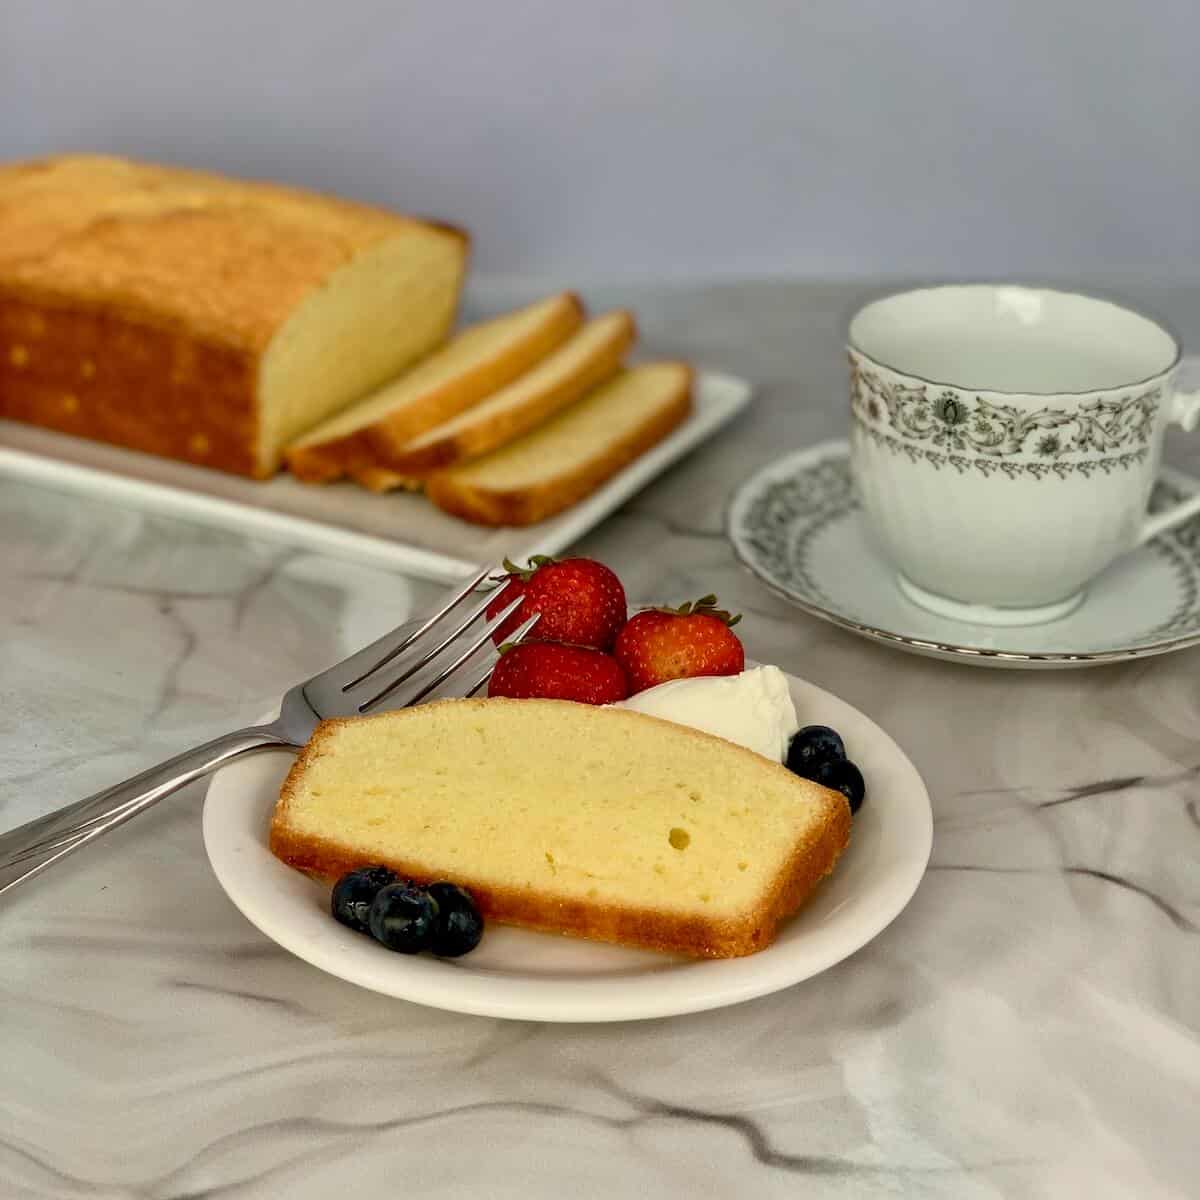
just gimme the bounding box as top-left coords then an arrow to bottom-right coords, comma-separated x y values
202,673 -> 932,1022
728,440 -> 1200,669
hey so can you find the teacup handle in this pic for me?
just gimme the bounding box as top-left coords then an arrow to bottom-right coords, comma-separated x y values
1138,368 -> 1200,544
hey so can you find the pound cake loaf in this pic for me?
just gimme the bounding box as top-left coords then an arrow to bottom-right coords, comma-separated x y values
269,698 -> 851,958
284,292 -> 584,483
425,361 -> 692,526
0,154 -> 468,477
352,309 -> 636,492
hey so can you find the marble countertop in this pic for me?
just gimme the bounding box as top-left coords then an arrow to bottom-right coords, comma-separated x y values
2,280 -> 1197,1198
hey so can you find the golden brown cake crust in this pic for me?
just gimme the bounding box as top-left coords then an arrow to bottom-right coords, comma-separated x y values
0,154 -> 466,348
423,366 -> 693,526
0,293 -> 260,475
268,702 -> 852,959
0,154 -> 467,478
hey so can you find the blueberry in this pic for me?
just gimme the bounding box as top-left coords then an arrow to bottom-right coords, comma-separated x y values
812,758 -> 866,815
786,725 -> 847,779
331,865 -> 399,934
368,882 -> 439,953
426,882 -> 484,958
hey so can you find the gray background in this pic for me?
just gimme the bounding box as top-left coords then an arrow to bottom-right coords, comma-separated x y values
2,0 -> 1196,283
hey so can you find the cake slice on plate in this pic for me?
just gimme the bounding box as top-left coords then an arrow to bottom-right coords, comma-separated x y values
269,697 -> 851,958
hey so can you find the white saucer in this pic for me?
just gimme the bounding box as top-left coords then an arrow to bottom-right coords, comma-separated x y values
202,671 -> 932,1023
727,440 -> 1200,668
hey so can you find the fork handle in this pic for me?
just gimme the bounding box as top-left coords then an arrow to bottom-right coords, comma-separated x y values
0,724 -> 287,898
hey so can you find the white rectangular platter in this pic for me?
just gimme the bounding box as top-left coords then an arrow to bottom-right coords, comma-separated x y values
0,370 -> 751,583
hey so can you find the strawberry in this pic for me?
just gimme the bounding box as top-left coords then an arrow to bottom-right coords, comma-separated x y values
613,595 -> 745,693
487,642 -> 629,705
487,556 -> 627,650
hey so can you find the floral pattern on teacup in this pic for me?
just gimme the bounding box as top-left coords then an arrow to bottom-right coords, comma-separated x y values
849,353 -> 1161,478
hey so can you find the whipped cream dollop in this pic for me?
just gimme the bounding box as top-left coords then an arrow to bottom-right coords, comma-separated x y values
614,665 -> 799,762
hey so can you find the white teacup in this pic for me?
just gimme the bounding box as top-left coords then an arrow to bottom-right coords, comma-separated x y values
848,284 -> 1200,626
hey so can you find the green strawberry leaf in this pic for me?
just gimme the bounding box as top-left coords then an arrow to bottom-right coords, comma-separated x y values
645,594 -> 742,627
494,554 -> 557,584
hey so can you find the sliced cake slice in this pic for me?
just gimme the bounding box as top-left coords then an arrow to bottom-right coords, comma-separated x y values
423,361 -> 692,526
269,698 -> 851,958
285,292 -> 584,483
350,309 -> 636,492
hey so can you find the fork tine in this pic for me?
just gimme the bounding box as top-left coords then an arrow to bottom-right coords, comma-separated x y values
464,665 -> 495,697
393,611 -> 541,711
353,586 -> 514,711
463,610 -> 543,696
339,565 -> 494,692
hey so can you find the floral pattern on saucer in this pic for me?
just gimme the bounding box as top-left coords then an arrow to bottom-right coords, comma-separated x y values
727,441 -> 1200,668
1146,479 -> 1200,638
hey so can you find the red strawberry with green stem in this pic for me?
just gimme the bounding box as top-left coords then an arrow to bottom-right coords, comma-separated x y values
487,556 -> 627,650
613,595 -> 745,693
487,642 -> 629,705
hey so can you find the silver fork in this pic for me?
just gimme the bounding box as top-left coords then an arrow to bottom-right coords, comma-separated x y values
0,565 -> 535,898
